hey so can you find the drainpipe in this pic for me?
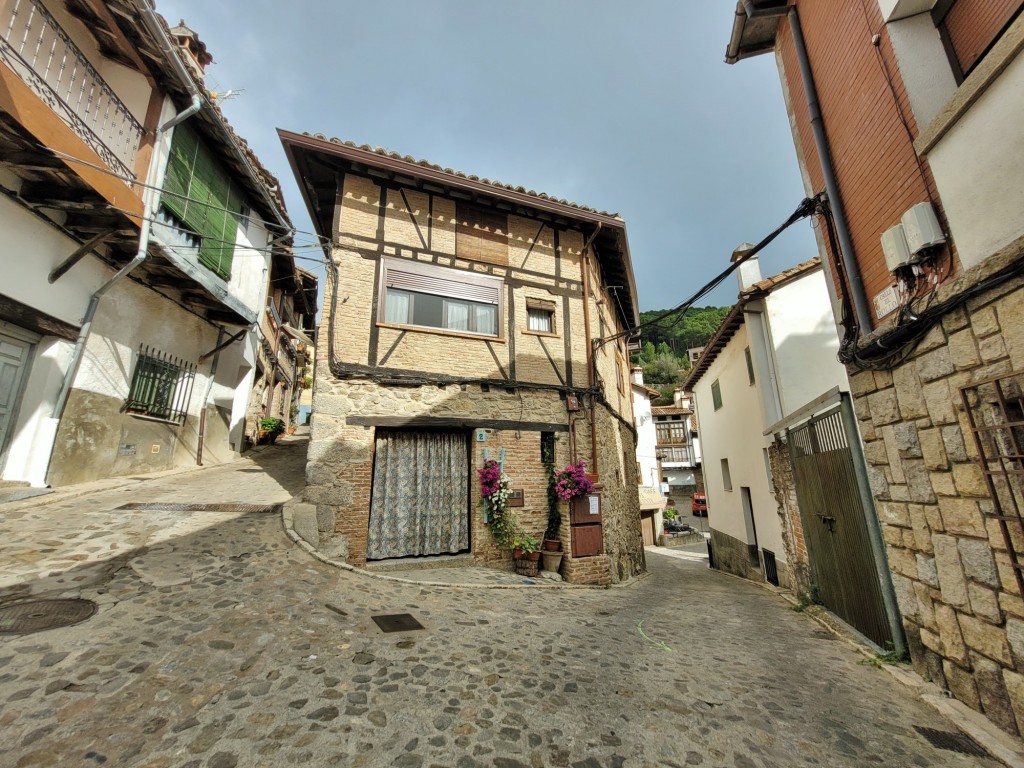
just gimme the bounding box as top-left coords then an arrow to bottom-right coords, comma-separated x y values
580,233 -> 599,478
787,7 -> 873,333
46,7 -> 202,484
50,97 -> 201,424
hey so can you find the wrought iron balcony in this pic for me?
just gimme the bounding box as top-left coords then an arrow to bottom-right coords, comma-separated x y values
0,0 -> 144,180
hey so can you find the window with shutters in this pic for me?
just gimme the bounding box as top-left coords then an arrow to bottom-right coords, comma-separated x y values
934,0 -> 1024,79
161,122 -> 248,280
378,257 -> 503,338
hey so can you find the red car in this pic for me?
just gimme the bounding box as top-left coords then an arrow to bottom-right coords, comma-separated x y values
691,493 -> 707,516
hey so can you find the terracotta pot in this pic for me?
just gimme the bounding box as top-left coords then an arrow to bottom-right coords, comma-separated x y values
543,538 -> 562,552
541,551 -> 563,573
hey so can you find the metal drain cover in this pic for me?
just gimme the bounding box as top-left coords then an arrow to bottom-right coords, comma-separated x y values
913,726 -> 989,757
115,502 -> 280,514
0,599 -> 97,635
371,614 -> 424,633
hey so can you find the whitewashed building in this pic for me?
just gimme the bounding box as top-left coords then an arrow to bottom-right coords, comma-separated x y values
0,3 -> 291,486
631,367 -> 665,545
684,256 -> 849,588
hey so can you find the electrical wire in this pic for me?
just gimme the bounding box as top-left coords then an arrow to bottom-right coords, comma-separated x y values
597,196 -> 818,348
41,144 -> 332,247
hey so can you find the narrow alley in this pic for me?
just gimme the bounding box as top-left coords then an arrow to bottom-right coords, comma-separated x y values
0,439 -> 1000,767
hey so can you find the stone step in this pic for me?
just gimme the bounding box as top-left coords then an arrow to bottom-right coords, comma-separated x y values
365,553 -> 476,573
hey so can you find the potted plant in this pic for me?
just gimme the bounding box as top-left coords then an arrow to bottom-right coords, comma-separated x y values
258,417 -> 285,444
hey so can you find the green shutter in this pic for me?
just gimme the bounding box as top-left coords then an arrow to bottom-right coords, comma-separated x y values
161,123 -> 244,280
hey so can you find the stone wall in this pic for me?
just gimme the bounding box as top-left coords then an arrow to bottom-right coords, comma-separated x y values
849,257 -> 1024,736
767,438 -> 811,597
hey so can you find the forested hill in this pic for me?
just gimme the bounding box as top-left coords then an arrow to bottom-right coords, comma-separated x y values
636,306 -> 732,355
630,305 -> 732,402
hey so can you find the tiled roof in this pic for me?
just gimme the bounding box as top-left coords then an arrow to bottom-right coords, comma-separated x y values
744,256 -> 821,297
305,134 -> 621,220
651,406 -> 691,417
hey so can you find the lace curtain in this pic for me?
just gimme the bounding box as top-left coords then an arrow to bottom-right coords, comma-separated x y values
367,430 -> 469,559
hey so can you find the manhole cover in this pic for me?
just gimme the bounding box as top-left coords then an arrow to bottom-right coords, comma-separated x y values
371,614 -> 424,633
114,503 -> 280,514
913,726 -> 989,757
0,599 -> 97,635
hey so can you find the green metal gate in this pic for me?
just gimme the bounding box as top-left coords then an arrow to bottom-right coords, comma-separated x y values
787,396 -> 903,652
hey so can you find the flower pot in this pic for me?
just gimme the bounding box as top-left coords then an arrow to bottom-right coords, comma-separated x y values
543,538 -> 562,552
541,551 -> 563,573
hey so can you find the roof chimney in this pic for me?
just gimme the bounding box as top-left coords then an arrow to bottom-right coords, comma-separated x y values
168,19 -> 213,80
631,366 -> 645,386
731,242 -> 762,293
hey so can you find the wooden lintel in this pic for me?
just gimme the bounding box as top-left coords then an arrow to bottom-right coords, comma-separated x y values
346,415 -> 568,433
77,0 -> 153,79
0,293 -> 78,341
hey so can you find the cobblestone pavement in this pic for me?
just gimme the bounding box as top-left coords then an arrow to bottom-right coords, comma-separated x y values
0,440 -> 1000,767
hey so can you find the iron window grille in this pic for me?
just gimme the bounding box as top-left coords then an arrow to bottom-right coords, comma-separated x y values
960,370 -> 1024,595
122,345 -> 196,425
762,548 -> 780,586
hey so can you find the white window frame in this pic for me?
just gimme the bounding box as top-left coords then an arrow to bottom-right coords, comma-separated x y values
377,257 -> 504,338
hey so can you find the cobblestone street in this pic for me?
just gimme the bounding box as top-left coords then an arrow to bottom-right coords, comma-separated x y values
0,438 -> 1001,767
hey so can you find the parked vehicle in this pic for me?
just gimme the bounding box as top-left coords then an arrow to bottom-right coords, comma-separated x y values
691,493 -> 707,516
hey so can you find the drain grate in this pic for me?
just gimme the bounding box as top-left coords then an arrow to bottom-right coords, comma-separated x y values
913,726 -> 989,757
0,599 -> 97,635
371,614 -> 424,633
115,502 -> 281,514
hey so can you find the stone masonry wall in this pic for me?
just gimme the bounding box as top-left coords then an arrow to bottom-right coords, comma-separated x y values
850,265 -> 1024,735
768,438 -> 811,597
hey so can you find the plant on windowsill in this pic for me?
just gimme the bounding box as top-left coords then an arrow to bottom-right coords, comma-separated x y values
258,417 -> 285,445
479,459 -> 539,575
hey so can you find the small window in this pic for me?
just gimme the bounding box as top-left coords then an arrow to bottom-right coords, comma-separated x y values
721,458 -> 733,492
711,379 -> 723,410
123,345 -> 197,425
745,347 -> 755,385
379,258 -> 502,337
527,307 -> 553,333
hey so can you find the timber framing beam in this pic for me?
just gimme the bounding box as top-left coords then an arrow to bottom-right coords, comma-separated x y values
346,415 -> 568,432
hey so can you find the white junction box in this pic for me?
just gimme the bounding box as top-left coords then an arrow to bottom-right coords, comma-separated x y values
882,224 -> 912,271
902,202 -> 945,255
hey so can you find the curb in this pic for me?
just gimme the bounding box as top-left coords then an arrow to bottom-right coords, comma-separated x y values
280,503 -> 648,591
710,567 -> 1024,767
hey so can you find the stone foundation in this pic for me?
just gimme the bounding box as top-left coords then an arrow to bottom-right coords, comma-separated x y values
847,242 -> 1024,736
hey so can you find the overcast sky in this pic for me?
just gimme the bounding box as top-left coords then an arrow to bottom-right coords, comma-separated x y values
157,0 -> 817,312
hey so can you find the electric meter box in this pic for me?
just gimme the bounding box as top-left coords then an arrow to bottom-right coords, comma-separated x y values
881,224 -> 913,272
901,202 -> 944,255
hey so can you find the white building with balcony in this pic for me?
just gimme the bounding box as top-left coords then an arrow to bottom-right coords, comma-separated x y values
0,2 -> 294,486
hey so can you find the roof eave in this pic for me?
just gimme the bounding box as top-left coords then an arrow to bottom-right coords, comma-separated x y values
725,1 -> 784,65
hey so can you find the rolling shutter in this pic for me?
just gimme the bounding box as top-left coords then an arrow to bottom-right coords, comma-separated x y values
938,0 -> 1023,76
383,260 -> 501,304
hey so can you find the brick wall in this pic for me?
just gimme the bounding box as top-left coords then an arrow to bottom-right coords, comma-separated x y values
777,0 -> 953,323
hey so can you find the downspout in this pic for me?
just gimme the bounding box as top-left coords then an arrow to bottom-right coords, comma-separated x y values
47,5 -> 202,481
581,244 -> 599,479
787,7 -> 873,333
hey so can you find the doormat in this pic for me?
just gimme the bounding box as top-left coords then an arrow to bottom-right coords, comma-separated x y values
115,503 -> 281,514
913,726 -> 988,757
371,614 -> 424,633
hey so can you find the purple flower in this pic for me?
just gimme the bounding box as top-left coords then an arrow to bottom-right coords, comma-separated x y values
553,460 -> 594,500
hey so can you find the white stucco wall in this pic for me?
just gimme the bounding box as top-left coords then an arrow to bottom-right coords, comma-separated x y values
693,323 -> 785,562
925,44 -> 1024,269
762,270 -> 849,415
632,385 -> 659,489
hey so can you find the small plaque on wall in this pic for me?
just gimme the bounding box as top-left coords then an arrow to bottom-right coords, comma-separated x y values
508,490 -> 525,507
566,395 -> 580,411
